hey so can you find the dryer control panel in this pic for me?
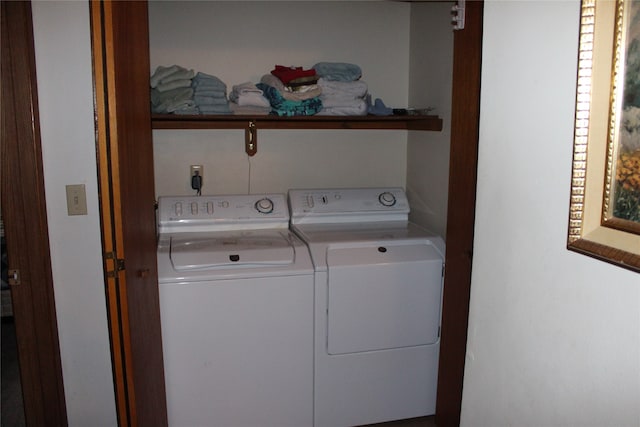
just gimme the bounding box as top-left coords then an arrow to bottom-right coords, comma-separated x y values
158,194 -> 289,233
289,188 -> 410,224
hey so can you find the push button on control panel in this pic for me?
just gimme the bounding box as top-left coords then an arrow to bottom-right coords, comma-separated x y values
306,195 -> 314,208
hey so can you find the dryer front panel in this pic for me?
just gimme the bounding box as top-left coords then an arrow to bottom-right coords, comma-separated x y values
326,242 -> 443,355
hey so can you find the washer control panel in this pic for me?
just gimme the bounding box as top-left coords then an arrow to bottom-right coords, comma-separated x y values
289,188 -> 409,224
158,194 -> 288,233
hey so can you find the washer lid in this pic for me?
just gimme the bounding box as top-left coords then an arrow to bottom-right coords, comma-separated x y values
170,232 -> 295,270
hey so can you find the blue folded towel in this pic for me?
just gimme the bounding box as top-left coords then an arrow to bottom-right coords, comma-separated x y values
193,89 -> 227,98
194,95 -> 228,106
312,62 -> 362,82
198,104 -> 232,114
191,72 -> 227,91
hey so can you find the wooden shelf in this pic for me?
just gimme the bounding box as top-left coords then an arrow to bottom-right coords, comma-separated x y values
151,114 -> 443,131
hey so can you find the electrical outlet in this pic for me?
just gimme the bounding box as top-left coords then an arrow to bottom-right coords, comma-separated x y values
190,165 -> 203,180
190,165 -> 203,192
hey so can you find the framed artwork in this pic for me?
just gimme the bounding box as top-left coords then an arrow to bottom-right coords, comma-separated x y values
568,0 -> 640,272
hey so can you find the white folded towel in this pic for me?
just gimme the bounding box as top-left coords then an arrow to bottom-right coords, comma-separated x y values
230,82 -> 271,108
316,99 -> 368,116
318,78 -> 368,100
229,102 -> 271,115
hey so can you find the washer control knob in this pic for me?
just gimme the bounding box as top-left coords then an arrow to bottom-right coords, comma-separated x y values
378,192 -> 397,207
174,202 -> 183,216
191,202 -> 198,215
255,198 -> 274,214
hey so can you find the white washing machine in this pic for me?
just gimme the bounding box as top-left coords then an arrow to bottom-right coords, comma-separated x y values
157,194 -> 314,427
289,187 -> 445,427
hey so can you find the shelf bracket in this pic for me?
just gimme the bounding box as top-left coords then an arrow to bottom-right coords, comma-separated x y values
451,0 -> 465,31
245,120 -> 257,156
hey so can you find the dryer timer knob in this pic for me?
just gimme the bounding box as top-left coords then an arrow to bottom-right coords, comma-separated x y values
255,198 -> 275,214
378,192 -> 397,207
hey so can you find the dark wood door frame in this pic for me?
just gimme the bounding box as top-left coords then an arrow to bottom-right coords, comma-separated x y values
436,2 -> 484,426
0,1 -> 68,425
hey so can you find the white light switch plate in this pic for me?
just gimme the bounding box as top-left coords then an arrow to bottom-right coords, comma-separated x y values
66,184 -> 87,215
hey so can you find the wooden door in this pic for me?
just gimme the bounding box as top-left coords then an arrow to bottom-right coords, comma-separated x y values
90,1 -> 168,425
436,1 -> 484,426
0,1 -> 68,425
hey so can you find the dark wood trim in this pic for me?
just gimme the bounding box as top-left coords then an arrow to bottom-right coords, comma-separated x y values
0,1 -> 68,425
89,1 -> 132,424
152,114 -> 443,131
436,1 -> 484,426
91,1 -> 168,425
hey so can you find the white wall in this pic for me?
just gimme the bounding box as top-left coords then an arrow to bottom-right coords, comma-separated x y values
31,2 -> 117,425
149,1 -> 412,197
461,1 -> 640,426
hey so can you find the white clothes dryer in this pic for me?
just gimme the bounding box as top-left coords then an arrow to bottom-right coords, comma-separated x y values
157,194 -> 314,427
289,188 -> 445,427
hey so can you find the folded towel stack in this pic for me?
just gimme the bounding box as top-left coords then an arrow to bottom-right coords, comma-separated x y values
257,82 -> 322,117
192,72 -> 231,115
312,62 -> 369,116
270,65 -> 319,93
149,62 -> 390,117
258,66 -> 322,116
228,82 -> 271,115
150,65 -> 197,114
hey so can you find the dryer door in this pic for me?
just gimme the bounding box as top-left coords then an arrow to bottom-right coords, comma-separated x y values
326,242 -> 443,355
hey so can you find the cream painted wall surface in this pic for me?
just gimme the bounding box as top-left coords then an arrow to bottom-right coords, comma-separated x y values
31,2 -> 117,425
149,1 -> 411,196
462,1 -> 640,427
407,2 -> 453,238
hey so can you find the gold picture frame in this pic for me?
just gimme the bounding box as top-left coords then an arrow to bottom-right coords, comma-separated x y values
568,0 -> 640,272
